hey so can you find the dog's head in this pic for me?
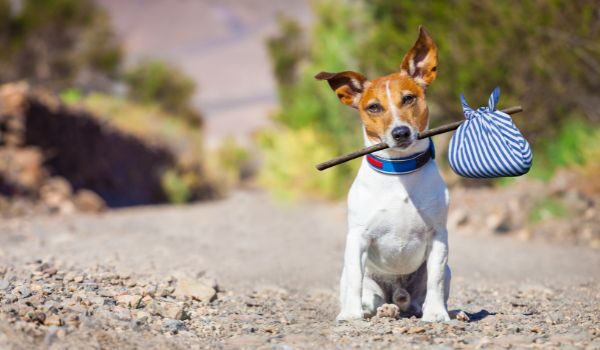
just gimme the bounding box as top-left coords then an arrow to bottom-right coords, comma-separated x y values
316,26 -> 438,151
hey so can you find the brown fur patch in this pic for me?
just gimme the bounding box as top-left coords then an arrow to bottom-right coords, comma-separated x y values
358,74 -> 429,143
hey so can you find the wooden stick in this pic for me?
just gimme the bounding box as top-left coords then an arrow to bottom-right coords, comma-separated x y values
315,105 -> 523,171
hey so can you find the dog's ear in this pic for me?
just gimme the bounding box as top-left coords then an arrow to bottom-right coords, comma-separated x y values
315,71 -> 368,108
400,26 -> 438,88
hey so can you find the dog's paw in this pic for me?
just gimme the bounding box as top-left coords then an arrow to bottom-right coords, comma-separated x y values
376,303 -> 399,318
421,306 -> 450,322
336,309 -> 364,322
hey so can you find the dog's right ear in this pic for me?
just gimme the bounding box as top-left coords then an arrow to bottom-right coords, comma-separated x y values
315,71 -> 368,109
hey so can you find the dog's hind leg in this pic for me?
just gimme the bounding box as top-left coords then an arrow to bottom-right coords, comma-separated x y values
361,274 -> 385,318
405,261 -> 427,317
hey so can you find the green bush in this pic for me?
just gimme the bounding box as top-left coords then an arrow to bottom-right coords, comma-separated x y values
161,170 -> 193,204
257,127 -> 359,200
213,137 -> 252,188
124,59 -> 201,127
528,198 -> 568,224
529,118 -> 600,181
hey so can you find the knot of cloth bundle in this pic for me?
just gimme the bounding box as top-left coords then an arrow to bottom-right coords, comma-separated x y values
448,88 -> 533,178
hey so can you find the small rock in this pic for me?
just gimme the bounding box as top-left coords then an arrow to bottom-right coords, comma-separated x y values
530,326 -> 543,333
73,275 -> 85,283
42,267 -> 58,277
392,326 -> 408,334
162,302 -> 189,320
73,189 -> 106,213
141,295 -> 153,306
456,311 -> 470,322
407,326 -> 426,334
88,295 -> 105,306
115,294 -> 143,309
17,286 -> 31,298
32,311 -> 46,324
44,314 -> 63,326
113,306 -> 132,321
163,319 -> 186,333
173,277 -> 216,302
98,289 -> 115,297
0,279 -> 10,290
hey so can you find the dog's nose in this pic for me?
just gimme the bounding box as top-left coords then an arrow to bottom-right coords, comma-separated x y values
391,126 -> 411,141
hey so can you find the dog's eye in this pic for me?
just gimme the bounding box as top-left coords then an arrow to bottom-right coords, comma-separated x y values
366,103 -> 383,114
402,94 -> 416,105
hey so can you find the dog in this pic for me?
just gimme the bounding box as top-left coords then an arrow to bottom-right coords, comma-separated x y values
316,26 -> 451,322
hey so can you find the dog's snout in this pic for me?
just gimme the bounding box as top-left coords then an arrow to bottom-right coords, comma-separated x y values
391,126 -> 411,141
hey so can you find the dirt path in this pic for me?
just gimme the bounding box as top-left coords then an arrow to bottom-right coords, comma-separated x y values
0,190 -> 598,349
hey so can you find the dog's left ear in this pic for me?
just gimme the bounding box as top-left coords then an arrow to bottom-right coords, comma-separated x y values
315,71 -> 368,109
400,26 -> 438,88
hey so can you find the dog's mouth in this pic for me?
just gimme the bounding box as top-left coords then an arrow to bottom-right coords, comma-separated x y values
391,140 -> 414,149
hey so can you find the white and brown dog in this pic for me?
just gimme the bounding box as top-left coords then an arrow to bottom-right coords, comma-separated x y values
316,27 -> 451,322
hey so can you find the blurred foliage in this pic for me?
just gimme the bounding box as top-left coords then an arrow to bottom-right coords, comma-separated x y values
124,59 -> 202,127
161,169 -> 194,204
0,0 -> 122,90
257,127 -> 356,200
212,137 -> 252,189
529,118 -> 600,181
263,0 -> 600,199
261,0 -> 369,199
528,198 -> 568,224
0,0 -> 203,127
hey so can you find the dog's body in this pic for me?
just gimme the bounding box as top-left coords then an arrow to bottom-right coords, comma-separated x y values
316,27 -> 451,322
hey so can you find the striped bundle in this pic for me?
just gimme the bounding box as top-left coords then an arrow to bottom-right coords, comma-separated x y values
448,88 -> 532,178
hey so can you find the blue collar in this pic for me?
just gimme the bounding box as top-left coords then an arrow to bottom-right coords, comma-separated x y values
366,139 -> 435,175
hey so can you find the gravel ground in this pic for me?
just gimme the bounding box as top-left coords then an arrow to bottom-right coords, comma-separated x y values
0,190 -> 598,349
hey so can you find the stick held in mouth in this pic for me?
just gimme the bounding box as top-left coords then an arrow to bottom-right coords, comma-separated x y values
315,105 -> 522,171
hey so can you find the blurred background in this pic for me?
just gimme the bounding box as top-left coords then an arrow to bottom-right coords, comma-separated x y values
0,0 -> 598,247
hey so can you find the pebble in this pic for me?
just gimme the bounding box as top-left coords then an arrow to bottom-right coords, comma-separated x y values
17,286 -> 31,298
0,263 -> 596,349
162,302 -> 189,320
115,294 -> 143,309
407,326 -> 426,334
44,314 -> 63,326
0,279 -> 10,290
456,310 -> 470,322
163,319 -> 187,333
173,277 -> 217,302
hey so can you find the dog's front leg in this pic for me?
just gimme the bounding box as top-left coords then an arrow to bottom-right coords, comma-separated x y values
337,230 -> 369,322
422,228 -> 451,322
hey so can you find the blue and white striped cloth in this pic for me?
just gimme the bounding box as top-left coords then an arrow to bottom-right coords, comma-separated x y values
448,88 -> 532,178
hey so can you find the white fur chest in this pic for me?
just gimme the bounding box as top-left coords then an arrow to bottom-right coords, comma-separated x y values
347,158 -> 449,276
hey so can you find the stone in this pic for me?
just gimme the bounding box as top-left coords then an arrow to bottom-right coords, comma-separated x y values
163,319 -> 186,333
0,280 -> 10,290
115,294 -> 143,309
113,306 -> 132,321
44,314 -> 63,326
17,286 -> 31,298
407,326 -> 426,334
73,189 -> 106,213
456,311 -> 470,322
173,277 -> 216,302
162,302 -> 189,320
